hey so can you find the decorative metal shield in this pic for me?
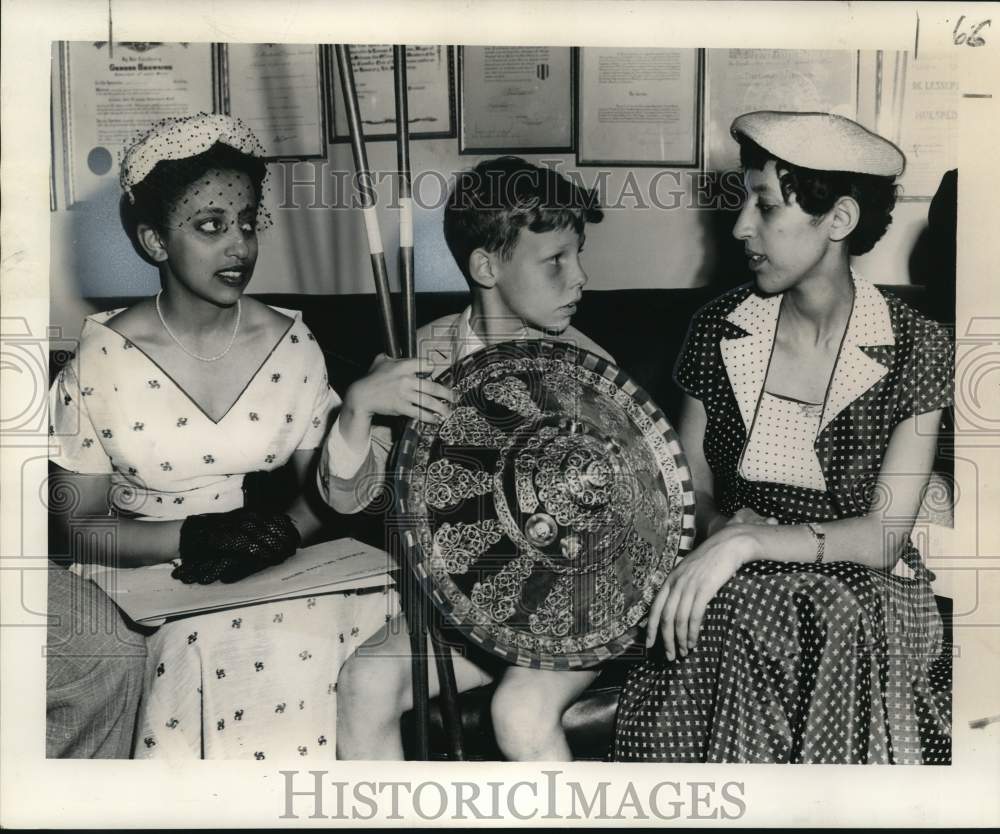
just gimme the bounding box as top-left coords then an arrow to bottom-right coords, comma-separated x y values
394,339 -> 695,669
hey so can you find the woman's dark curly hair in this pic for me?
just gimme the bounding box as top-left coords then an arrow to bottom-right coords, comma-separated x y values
119,142 -> 267,265
737,136 -> 898,255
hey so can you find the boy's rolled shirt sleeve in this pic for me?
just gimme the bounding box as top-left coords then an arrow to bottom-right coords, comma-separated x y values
317,419 -> 393,514
323,416 -> 371,479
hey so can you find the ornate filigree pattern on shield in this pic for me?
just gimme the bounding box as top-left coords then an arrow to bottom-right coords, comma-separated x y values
533,435 -> 630,533
529,574 -> 574,637
624,529 -> 657,593
515,452 -> 540,514
438,406 -> 506,448
432,519 -> 504,575
470,553 -> 535,623
547,371 -> 586,413
424,458 -> 493,510
483,376 -> 542,419
589,565 -> 627,630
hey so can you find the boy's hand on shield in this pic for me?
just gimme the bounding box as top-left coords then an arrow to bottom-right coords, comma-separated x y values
344,355 -> 456,424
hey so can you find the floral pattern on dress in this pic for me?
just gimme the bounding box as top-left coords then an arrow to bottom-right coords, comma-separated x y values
49,307 -> 338,518
48,304 -> 400,760
136,587 -> 397,759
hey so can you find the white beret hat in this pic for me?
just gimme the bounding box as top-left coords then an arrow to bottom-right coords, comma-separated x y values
730,110 -> 905,177
120,112 -> 267,202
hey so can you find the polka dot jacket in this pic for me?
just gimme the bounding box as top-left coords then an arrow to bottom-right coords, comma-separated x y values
612,273 -> 954,764
674,272 -> 953,575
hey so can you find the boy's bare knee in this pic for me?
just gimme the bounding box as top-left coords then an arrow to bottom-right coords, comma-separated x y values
336,622 -> 418,759
338,635 -> 410,721
336,657 -> 369,729
490,679 -> 562,756
338,651 -> 374,703
337,653 -> 400,712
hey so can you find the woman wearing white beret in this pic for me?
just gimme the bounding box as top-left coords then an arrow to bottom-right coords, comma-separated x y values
613,112 -> 953,763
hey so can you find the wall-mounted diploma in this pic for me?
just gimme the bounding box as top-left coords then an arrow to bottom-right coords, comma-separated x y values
58,41 -> 215,204
459,46 -> 573,153
331,45 -> 454,141
577,48 -> 702,167
879,51 -> 959,200
706,49 -> 858,171
220,43 -> 326,158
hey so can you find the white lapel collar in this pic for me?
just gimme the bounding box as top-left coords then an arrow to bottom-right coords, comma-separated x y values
720,274 -> 894,437
818,272 -> 895,434
721,290 -> 782,432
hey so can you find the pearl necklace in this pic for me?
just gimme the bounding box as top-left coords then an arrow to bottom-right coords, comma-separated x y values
155,290 -> 241,362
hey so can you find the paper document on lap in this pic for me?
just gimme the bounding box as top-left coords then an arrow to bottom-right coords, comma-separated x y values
85,538 -> 397,626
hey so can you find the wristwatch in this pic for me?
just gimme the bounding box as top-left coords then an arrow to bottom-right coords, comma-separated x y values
805,522 -> 826,563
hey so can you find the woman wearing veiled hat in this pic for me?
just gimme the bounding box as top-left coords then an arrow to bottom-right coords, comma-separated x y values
46,113 -> 437,758
612,112 -> 953,764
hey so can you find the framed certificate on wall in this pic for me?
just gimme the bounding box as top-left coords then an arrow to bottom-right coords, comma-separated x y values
458,45 -> 574,154
57,41 -> 216,204
219,43 -> 327,159
705,48 -> 859,172
577,47 -> 702,167
875,50 -> 959,200
330,44 -> 455,142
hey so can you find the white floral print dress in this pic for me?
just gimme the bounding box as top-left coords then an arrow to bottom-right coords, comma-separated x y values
48,306 -> 398,760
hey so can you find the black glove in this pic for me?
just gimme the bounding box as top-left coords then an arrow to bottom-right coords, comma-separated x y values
172,508 -> 301,585
241,466 -> 299,513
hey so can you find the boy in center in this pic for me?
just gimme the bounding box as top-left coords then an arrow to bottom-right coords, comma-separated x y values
327,156 -> 614,760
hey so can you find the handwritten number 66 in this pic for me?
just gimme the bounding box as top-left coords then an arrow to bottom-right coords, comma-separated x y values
953,15 -> 991,47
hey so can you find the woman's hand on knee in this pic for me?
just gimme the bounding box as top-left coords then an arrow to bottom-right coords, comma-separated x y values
645,527 -> 761,660
727,507 -> 778,528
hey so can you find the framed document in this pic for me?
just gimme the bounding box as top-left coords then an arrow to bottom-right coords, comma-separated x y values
577,47 -> 702,167
877,51 -> 959,201
49,56 -> 59,211
458,46 -> 574,154
331,44 -> 455,141
219,43 -> 326,159
57,41 -> 216,204
705,48 -> 859,171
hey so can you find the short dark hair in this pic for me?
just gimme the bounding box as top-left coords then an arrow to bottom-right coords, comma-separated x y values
119,142 -> 267,265
443,156 -> 603,285
737,136 -> 898,256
